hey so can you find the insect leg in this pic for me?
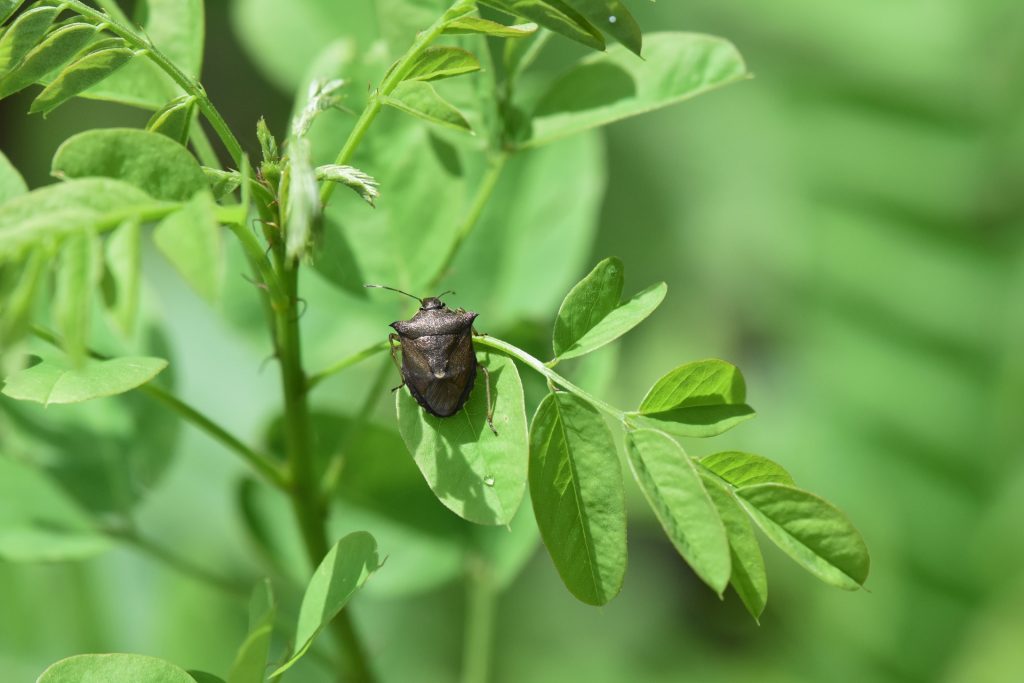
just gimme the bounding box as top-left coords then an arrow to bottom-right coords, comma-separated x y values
480,365 -> 497,436
388,333 -> 406,392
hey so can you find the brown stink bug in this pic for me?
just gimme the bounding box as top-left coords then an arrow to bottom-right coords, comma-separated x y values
366,285 -> 497,435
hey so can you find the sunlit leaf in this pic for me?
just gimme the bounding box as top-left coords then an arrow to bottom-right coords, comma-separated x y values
700,471 -> 767,621
404,45 -> 480,82
271,532 -> 382,677
526,32 -> 748,147
553,256 -> 666,360
699,451 -> 795,488
0,5 -> 59,76
564,0 -> 642,55
31,46 -> 134,115
479,0 -> 604,52
634,359 -> 754,437
737,483 -> 870,590
147,95 -> 197,146
396,351 -> 528,526
0,178 -> 162,263
79,0 -> 205,110
52,128 -> 208,201
0,0 -> 28,26
37,654 -> 197,683
529,392 -> 626,605
0,22 -> 98,99
383,80 -> 473,132
315,164 -> 379,207
2,356 -> 168,405
624,428 -> 730,594
443,17 -> 538,38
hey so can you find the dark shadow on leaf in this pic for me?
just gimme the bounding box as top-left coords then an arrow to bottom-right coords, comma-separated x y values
312,217 -> 367,298
534,62 -> 637,117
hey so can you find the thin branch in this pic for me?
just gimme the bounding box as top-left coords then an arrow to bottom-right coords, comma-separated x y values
306,340 -> 389,391
30,327 -> 288,490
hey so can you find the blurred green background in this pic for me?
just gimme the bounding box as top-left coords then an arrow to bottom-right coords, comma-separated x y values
3,1 -> 1024,681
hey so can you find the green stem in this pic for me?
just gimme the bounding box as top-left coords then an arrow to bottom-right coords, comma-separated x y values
306,340 -> 389,391
473,336 -> 626,421
140,383 -> 287,490
110,526 -> 247,598
460,557 -> 496,683
30,326 -> 287,489
274,267 -> 376,683
431,152 -> 508,288
320,0 -> 474,205
64,0 -> 246,167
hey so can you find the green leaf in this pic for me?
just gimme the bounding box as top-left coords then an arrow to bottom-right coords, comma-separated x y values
443,17 -> 538,38
479,0 -> 604,52
146,95 -> 197,146
315,164 -> 379,207
526,32 -> 748,148
441,132 -> 606,327
0,247 -> 46,345
0,22 -> 98,99
0,148 -> 27,202
290,77 -> 345,139
30,46 -> 134,115
317,117 -> 467,296
0,5 -> 58,76
189,673 -> 228,683
553,256 -> 666,360
52,128 -> 208,201
271,532 -> 382,677
37,653 -> 197,683
737,484 -> 870,590
105,218 -> 141,336
529,392 -> 626,605
2,356 -> 168,405
624,428 -> 730,594
0,0 -> 27,26
564,0 -> 642,55
700,471 -> 767,621
152,190 -> 224,302
635,359 -> 754,437
404,45 -> 481,82
53,231 -> 99,365
396,351 -> 528,526
382,80 -> 472,133
0,178 -> 162,264
228,579 -> 275,683
0,456 -> 111,562
700,451 -> 796,488
77,0 -> 205,110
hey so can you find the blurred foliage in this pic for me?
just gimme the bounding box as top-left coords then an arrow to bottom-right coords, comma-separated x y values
1,0 -> 1023,682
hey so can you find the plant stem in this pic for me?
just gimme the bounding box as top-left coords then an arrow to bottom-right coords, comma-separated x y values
431,152 -> 508,288
460,556 -> 497,683
140,383 -> 287,490
273,266 -> 376,683
64,0 -> 246,167
473,336 -> 627,421
29,326 -> 287,489
110,526 -> 247,598
306,340 -> 389,391
320,0 -> 475,205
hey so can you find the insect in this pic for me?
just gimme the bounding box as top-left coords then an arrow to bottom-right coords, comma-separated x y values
367,284 -> 497,435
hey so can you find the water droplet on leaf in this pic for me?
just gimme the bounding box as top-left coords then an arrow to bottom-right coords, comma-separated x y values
608,15 -> 617,23
483,475 -> 495,487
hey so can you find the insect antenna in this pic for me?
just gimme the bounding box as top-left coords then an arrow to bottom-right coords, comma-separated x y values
364,284 -> 424,304
436,290 -> 456,301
